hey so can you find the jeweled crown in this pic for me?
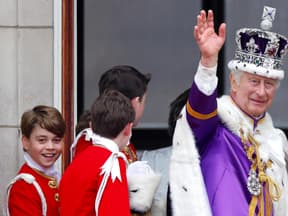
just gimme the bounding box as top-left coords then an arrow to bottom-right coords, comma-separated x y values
228,6 -> 288,80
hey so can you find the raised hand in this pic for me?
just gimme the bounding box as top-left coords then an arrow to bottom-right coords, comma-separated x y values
194,10 -> 226,67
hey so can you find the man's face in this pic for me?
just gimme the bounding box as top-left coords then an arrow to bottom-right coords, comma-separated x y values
22,125 -> 64,168
230,72 -> 278,117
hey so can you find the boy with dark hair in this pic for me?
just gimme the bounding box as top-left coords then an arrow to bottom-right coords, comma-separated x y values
70,65 -> 158,216
99,65 -> 151,125
60,90 -> 135,216
71,65 -> 151,163
5,105 -> 66,216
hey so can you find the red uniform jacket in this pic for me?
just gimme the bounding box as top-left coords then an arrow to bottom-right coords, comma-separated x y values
74,134 -> 138,163
60,145 -> 131,216
8,163 -> 60,216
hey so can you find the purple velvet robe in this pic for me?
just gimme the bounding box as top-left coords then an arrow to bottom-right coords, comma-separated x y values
186,82 -> 270,216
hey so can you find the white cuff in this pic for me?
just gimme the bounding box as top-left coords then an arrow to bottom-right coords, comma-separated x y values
194,62 -> 218,96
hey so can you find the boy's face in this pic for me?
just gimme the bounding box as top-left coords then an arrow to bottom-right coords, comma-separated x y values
22,125 -> 64,168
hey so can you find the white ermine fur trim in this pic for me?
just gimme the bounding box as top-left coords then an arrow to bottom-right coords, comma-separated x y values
169,107 -> 212,216
217,95 -> 288,215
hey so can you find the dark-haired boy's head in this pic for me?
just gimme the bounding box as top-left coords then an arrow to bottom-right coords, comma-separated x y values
91,89 -> 135,139
98,65 -> 151,126
99,65 -> 151,100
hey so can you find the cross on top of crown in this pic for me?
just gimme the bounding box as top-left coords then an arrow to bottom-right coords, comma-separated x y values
262,6 -> 276,23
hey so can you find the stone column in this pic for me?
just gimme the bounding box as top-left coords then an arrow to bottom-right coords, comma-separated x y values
0,0 -> 54,214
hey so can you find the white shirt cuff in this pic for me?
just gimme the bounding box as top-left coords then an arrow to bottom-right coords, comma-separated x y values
194,62 -> 218,96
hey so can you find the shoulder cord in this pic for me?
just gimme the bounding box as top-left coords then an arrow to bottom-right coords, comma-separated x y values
70,128 -> 93,161
95,152 -> 128,216
4,173 -> 47,216
240,130 -> 281,216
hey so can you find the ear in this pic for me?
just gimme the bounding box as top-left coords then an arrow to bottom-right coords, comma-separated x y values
22,135 -> 30,151
230,73 -> 238,93
131,96 -> 140,107
123,122 -> 133,136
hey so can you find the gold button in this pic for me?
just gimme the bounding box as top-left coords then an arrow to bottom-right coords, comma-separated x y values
48,180 -> 57,188
54,193 -> 60,202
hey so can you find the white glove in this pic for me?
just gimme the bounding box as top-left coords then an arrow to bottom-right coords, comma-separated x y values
127,161 -> 161,213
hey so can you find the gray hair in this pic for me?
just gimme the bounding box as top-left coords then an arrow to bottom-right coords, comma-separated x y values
230,70 -> 243,85
230,70 -> 280,89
